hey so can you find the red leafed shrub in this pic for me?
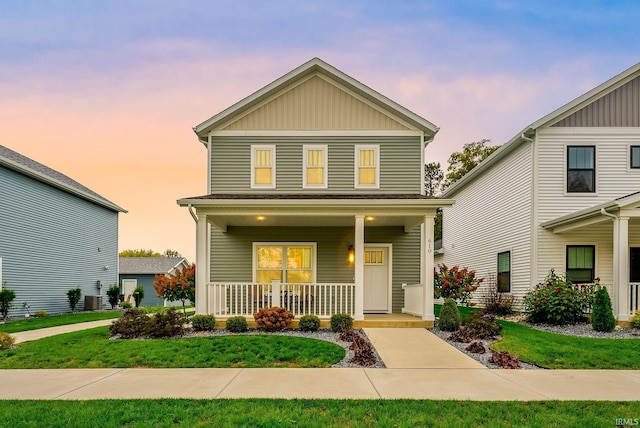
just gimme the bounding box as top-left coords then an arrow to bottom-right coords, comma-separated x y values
465,341 -> 486,354
253,306 -> 294,332
447,327 -> 475,343
488,351 -> 520,369
434,263 -> 482,307
340,330 -> 376,366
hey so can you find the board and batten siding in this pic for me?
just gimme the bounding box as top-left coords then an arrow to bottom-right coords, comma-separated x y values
438,141 -> 533,300
210,136 -> 423,194
0,166 -> 119,316
210,226 -> 421,313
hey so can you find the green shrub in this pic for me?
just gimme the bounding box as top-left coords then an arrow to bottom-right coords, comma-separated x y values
191,314 -> 216,331
633,310 -> 640,329
109,308 -> 149,339
0,332 -> 16,350
147,308 -> 184,338
0,287 -> 16,321
254,306 -> 294,332
226,316 -> 248,333
133,285 -> 145,308
438,298 -> 461,331
299,314 -> 321,332
34,310 -> 48,318
121,301 -> 133,309
106,285 -> 120,309
330,313 -> 353,333
67,288 -> 82,312
591,287 -> 615,332
461,311 -> 502,339
522,270 -> 596,325
434,264 -> 482,307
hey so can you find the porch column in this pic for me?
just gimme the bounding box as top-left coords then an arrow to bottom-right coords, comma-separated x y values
617,216 -> 630,321
354,215 -> 365,320
195,213 -> 209,315
422,216 -> 435,321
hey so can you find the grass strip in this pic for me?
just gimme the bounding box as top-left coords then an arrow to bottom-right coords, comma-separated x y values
0,327 -> 345,368
0,399 -> 638,427
0,311 -> 123,333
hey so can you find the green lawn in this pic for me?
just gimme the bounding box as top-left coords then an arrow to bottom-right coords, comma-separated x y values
492,320 -> 640,369
0,311 -> 123,333
0,399 -> 638,427
0,327 -> 345,368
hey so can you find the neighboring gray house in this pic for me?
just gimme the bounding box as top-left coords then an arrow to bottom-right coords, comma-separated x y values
119,257 -> 191,307
178,58 -> 453,324
437,61 -> 640,323
0,144 -> 126,316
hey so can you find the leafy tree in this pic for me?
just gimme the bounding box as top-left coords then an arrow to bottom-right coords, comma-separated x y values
424,162 -> 444,196
152,264 -> 195,318
106,285 -> 120,309
442,139 -> 499,190
67,288 -> 82,312
119,249 -> 161,257
0,285 -> 16,321
162,249 -> 182,258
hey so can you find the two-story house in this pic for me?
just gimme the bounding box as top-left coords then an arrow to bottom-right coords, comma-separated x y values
438,61 -> 640,323
178,58 -> 453,324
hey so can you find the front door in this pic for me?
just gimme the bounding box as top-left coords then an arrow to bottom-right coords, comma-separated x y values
364,245 -> 391,313
122,279 -> 137,302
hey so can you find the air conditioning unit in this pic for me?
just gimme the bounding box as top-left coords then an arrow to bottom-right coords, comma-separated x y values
84,295 -> 103,311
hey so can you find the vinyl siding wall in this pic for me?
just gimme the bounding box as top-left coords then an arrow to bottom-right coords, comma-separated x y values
210,226 -> 421,313
210,136 -> 422,194
438,141 -> 533,300
0,166 -> 119,315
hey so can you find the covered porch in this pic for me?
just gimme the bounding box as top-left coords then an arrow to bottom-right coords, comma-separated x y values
178,195 -> 454,324
542,191 -> 640,322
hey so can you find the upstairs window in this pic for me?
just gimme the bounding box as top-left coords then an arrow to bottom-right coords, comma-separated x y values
355,145 -> 380,188
566,245 -> 595,284
567,146 -> 595,193
631,145 -> 640,169
303,145 -> 327,188
497,251 -> 511,292
251,145 -> 275,189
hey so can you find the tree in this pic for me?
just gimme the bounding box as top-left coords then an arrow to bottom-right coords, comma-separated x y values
119,249 -> 161,257
152,264 -> 195,318
162,249 -> 182,258
424,162 -> 444,196
106,285 -> 120,309
67,288 -> 82,312
442,139 -> 499,190
0,285 -> 16,321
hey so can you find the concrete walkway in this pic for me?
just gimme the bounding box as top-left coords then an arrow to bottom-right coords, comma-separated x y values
12,319 -> 114,343
3,322 -> 640,400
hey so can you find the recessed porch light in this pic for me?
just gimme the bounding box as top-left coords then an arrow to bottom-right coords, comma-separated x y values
365,216 -> 375,221
256,216 -> 266,221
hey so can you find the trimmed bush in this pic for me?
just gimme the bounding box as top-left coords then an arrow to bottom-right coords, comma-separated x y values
121,301 -> 133,309
253,306 -> 294,332
191,314 -> 216,331
34,310 -> 48,318
461,311 -> 502,339
109,308 -> 149,339
106,285 -> 120,309
0,332 -> 16,350
226,316 -> 248,333
633,310 -> 640,329
0,287 -> 16,321
438,298 -> 461,332
591,287 -> 616,332
330,313 -> 354,333
67,288 -> 82,312
299,314 -> 321,332
147,307 -> 184,338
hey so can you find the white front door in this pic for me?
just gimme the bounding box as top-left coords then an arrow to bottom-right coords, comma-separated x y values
363,245 -> 391,313
122,279 -> 137,302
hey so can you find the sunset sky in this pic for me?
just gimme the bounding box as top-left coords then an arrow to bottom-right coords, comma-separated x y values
1,1 -> 639,262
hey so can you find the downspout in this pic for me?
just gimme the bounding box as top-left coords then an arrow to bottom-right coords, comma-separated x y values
601,207 -> 618,221
188,204 -> 198,222
521,133 -> 536,290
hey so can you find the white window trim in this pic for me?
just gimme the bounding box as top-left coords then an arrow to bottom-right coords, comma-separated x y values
563,143 -> 598,196
252,242 -> 317,283
302,145 -> 328,189
354,144 -> 380,189
497,250 -> 512,293
251,145 -> 276,189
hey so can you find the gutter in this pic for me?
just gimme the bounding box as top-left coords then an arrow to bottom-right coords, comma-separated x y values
601,207 -> 618,221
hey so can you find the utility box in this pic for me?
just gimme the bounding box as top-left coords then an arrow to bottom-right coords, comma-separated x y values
84,295 -> 103,311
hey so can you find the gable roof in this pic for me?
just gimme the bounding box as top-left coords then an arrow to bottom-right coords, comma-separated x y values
193,57 -> 439,142
119,257 -> 189,275
442,60 -> 640,197
0,145 -> 126,213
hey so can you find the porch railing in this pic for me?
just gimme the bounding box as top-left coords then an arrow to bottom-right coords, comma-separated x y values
630,283 -> 640,315
402,283 -> 423,317
206,282 -> 355,318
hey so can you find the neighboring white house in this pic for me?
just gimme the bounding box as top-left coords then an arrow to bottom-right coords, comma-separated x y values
438,61 -> 640,323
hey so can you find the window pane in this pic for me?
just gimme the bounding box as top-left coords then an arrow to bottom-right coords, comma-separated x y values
498,252 -> 510,273
359,168 -> 375,185
632,146 -> 640,168
255,167 -> 272,185
255,149 -> 271,167
364,251 -> 370,264
567,269 -> 593,284
359,149 -> 375,167
568,246 -> 594,269
306,167 -> 324,185
497,272 -> 510,292
286,270 -> 312,283
567,170 -> 594,192
258,247 -> 282,268
568,147 -> 594,169
257,270 -> 282,282
307,150 -> 324,167
287,248 -> 311,269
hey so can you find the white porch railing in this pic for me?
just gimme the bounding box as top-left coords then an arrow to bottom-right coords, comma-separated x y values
629,283 -> 640,315
401,283 -> 423,317
206,282 -> 355,318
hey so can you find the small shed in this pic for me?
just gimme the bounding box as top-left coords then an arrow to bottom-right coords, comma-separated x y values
118,257 -> 190,307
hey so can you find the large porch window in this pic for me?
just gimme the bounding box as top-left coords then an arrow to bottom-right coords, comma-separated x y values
566,245 -> 595,283
254,243 -> 316,283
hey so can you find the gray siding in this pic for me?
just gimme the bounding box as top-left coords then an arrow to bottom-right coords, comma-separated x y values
0,166 -> 119,315
210,136 -> 422,194
553,75 -> 640,127
210,226 -> 421,313
118,274 -> 165,307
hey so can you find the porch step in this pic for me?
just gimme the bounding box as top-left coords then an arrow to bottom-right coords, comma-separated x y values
212,314 -> 433,329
